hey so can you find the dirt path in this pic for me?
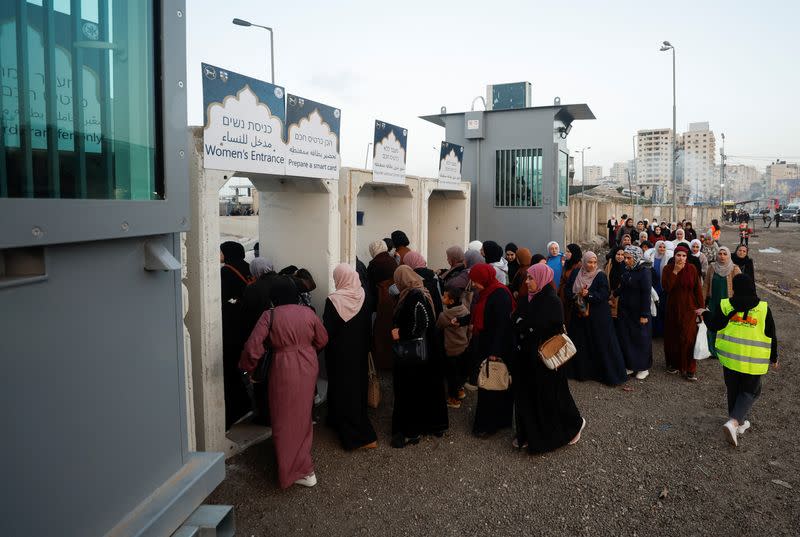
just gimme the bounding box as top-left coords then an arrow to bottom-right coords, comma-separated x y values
208,229 -> 799,537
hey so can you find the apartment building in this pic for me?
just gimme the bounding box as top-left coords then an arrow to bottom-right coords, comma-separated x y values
636,128 -> 673,202
682,122 -> 716,201
583,165 -> 603,184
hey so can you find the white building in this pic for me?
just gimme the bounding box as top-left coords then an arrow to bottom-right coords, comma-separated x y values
716,164 -> 761,199
583,165 -> 602,184
610,161 -> 629,185
636,128 -> 674,202
682,122 -> 716,201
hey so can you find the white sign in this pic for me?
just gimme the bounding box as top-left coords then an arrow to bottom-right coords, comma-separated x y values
372,120 -> 407,184
285,95 -> 341,180
438,142 -> 463,183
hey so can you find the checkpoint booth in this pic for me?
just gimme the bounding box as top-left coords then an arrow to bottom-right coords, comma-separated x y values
419,178 -> 471,270
339,167 -> 419,264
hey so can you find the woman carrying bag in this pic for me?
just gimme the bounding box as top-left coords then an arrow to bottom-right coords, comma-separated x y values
389,266 -> 448,448
468,263 -> 515,438
511,264 -> 585,453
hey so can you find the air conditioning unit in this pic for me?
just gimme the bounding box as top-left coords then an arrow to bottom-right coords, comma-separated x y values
486,82 -> 532,111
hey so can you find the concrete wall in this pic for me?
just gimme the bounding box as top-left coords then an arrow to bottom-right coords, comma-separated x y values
566,194 -> 720,245
440,108 -> 568,253
420,180 -> 471,270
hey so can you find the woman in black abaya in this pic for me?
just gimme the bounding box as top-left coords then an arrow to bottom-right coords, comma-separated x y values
323,264 -> 378,450
511,263 -> 585,453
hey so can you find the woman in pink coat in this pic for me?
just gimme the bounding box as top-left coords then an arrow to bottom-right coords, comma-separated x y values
240,276 -> 328,488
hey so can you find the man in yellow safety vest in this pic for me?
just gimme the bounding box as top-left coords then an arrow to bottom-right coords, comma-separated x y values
702,274 -> 778,447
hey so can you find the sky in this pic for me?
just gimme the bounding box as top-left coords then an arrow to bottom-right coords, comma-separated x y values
187,0 -> 800,183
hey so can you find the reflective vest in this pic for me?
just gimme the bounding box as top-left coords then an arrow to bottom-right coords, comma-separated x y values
715,299 -> 771,375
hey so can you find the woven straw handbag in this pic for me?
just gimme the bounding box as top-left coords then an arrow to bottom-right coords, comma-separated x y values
367,353 -> 381,409
538,326 -> 577,370
477,358 -> 511,391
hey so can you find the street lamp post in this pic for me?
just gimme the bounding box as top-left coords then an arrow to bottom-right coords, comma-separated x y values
232,18 -> 275,84
660,40 -> 676,221
720,133 -> 726,204
579,146 -> 591,195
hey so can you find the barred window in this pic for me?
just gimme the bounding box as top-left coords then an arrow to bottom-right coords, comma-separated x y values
495,148 -> 542,207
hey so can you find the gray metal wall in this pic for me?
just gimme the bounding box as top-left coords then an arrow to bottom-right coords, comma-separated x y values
0,2 -> 224,536
443,108 -> 568,253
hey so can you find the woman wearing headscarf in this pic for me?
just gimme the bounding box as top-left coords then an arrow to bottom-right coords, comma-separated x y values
690,239 -> 709,277
511,264 -> 585,452
510,247 -> 533,299
616,246 -> 653,380
648,225 -> 667,244
546,241 -> 565,290
651,241 -> 672,337
564,252 -> 628,385
367,239 -> 399,370
662,245 -> 705,381
671,228 -> 687,248
469,264 -> 515,437
323,264 -> 378,450
684,221 -> 698,241
390,266 -> 448,447
732,244 -> 755,280
481,240 -> 508,285
701,233 -> 719,267
637,231 -> 649,247
439,245 -> 468,294
240,276 -> 329,488
403,251 -> 443,316
704,246 -> 742,358
467,240 -> 483,252
505,243 -> 520,283
702,274 -> 778,447
220,241 -> 254,429
605,246 -> 626,322
558,244 -> 583,329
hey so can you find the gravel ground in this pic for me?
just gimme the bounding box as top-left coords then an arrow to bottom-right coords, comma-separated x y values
209,227 -> 799,537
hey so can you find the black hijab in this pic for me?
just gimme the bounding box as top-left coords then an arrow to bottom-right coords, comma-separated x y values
482,241 -> 503,264
732,246 -> 755,280
505,242 -> 520,282
220,241 -> 250,302
730,274 -> 759,313
564,243 -> 583,272
607,246 -> 625,290
270,275 -> 300,307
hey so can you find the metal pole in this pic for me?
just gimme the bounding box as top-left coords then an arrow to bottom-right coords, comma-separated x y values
267,28 -> 275,84
721,133 -> 726,204
671,47 -> 677,222
581,149 -> 585,195
364,142 -> 373,169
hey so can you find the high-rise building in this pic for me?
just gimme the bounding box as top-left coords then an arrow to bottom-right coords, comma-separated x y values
636,128 -> 674,203
765,160 -> 799,192
716,164 -> 761,199
610,162 -> 629,184
682,122 -> 716,201
583,165 -> 602,184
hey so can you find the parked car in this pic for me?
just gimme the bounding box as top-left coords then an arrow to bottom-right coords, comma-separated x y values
779,205 -> 799,222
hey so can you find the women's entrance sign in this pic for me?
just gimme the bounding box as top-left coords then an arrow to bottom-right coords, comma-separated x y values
286,94 -> 341,180
202,63 -> 286,174
372,120 -> 407,184
438,141 -> 463,183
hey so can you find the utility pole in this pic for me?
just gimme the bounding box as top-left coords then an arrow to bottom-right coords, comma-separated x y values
660,41 -> 677,221
720,133 -> 726,204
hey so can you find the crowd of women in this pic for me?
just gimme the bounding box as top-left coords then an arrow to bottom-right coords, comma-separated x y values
219,217 -> 778,490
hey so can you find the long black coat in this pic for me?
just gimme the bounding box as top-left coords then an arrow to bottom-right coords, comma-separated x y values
391,290 -> 448,438
616,265 -> 654,372
323,298 -> 377,450
564,271 -> 628,385
511,285 -> 583,454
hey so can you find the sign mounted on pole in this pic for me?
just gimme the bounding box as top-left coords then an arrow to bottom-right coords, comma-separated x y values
201,63 -> 285,174
285,94 -> 341,180
438,141 -> 463,183
372,120 -> 407,184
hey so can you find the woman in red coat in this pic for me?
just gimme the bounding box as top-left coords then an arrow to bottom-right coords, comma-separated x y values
661,245 -> 705,381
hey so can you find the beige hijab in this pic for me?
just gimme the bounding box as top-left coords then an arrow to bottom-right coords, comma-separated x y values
393,265 -> 434,313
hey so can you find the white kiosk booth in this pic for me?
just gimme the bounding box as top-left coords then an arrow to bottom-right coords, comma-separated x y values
339,168 -> 419,264
420,178 -> 471,270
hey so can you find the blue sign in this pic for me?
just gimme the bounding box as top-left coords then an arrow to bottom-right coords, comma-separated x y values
201,63 -> 286,174
285,94 -> 341,180
372,120 -> 407,184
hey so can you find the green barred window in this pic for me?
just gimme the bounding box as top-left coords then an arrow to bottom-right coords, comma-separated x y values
558,150 -> 569,206
495,148 -> 542,207
0,0 -> 160,200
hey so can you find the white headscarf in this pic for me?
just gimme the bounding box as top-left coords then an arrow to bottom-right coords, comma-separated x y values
546,241 -> 560,255
467,240 -> 483,252
369,239 -> 388,258
690,239 -> 703,257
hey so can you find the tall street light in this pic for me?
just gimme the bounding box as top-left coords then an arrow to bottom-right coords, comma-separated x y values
660,40 -> 676,221
579,146 -> 591,195
364,142 -> 373,169
232,18 -> 275,84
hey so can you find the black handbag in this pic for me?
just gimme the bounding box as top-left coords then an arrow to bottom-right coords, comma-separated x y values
392,337 -> 427,364
252,308 -> 276,383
